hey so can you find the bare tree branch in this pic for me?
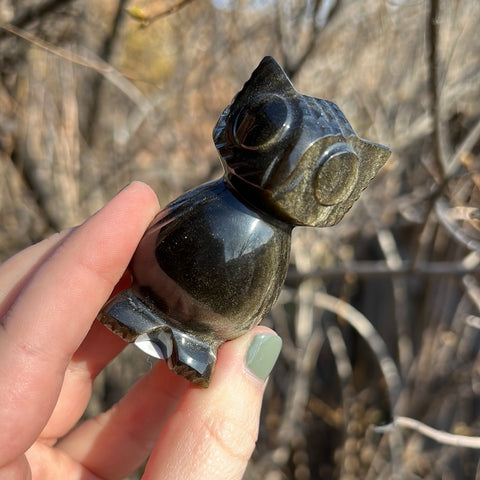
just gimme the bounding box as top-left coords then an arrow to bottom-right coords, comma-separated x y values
463,275 -> 480,313
275,0 -> 343,80
0,24 -> 151,113
272,281 -> 323,466
435,198 -> 480,251
314,292 -> 402,412
85,0 -> 130,146
286,259 -> 480,283
0,0 -> 77,40
377,416 -> 480,449
448,116 -> 480,176
427,0 -> 449,180
314,292 -> 405,479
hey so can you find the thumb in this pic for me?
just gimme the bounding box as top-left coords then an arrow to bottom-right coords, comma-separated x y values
143,326 -> 282,480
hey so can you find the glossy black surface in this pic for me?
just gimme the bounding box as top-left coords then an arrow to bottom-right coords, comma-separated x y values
131,180 -> 291,341
99,56 -> 391,387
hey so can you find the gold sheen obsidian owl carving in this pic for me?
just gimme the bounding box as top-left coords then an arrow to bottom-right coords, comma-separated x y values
98,56 -> 391,387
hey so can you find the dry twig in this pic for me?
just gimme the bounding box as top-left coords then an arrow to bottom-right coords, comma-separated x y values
377,416 -> 480,449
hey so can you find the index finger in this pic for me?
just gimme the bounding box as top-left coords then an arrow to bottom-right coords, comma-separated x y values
0,182 -> 159,467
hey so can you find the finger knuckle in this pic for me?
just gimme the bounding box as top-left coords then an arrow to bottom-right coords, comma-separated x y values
201,410 -> 258,463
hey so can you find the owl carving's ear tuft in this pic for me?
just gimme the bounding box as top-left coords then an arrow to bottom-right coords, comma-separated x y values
235,56 -> 296,101
213,56 -> 296,153
356,139 -> 392,179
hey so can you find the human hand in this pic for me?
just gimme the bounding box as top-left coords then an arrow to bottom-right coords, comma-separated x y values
0,182 -> 282,480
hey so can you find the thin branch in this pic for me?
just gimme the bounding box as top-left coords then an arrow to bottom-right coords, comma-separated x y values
377,416 -> 480,449
84,0 -> 129,147
9,152 -> 61,233
288,0 -> 342,79
313,292 -> 402,413
463,275 -> 480,313
271,281 -> 324,470
286,259 -> 480,283
324,317 -> 353,386
374,226 -> 412,377
315,292 -> 405,479
466,315 -> 480,329
448,116 -> 480,176
0,0 -> 77,40
275,0 -> 343,80
0,24 -> 151,114
427,0 -> 448,179
435,197 -> 480,251
271,329 -> 324,469
273,1 -> 288,69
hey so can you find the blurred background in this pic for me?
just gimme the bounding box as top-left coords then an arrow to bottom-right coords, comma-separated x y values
0,0 -> 479,478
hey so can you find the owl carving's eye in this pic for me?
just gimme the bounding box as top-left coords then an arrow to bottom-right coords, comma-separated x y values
233,95 -> 290,150
314,143 -> 359,206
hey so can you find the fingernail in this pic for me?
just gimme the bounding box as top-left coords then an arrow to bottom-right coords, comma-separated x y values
246,333 -> 282,382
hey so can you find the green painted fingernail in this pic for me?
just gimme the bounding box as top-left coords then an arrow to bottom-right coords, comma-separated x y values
246,334 -> 282,382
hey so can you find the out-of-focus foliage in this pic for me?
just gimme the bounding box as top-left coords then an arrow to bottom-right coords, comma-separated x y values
0,0 -> 479,478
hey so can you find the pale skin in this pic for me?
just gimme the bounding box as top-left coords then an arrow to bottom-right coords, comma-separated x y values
0,182 -> 275,480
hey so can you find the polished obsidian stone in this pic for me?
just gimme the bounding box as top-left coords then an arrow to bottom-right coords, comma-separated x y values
98,56 -> 391,387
